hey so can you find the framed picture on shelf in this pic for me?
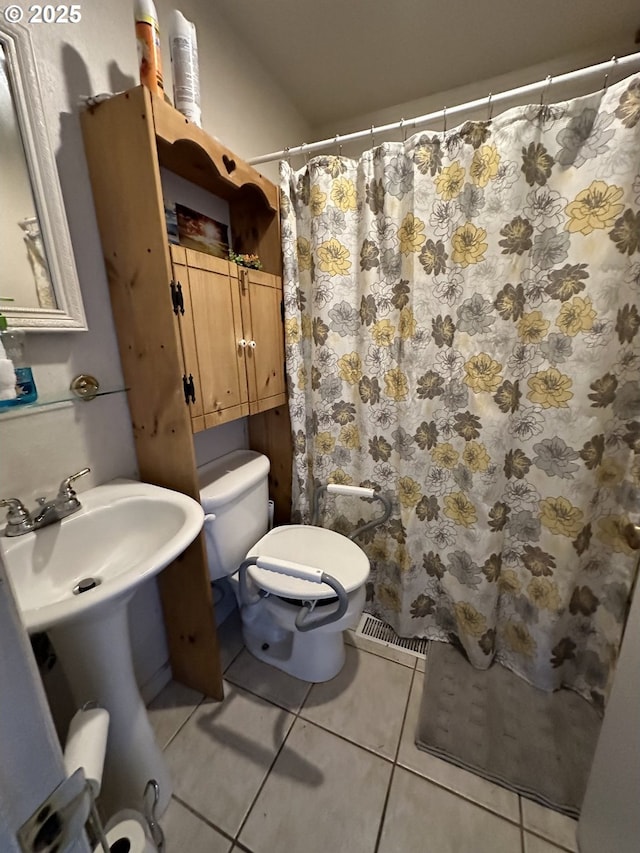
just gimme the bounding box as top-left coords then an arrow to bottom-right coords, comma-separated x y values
164,202 -> 180,244
175,203 -> 230,258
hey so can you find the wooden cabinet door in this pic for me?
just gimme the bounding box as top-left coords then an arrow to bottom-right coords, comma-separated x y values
171,247 -> 249,432
240,269 -> 287,414
179,249 -> 249,429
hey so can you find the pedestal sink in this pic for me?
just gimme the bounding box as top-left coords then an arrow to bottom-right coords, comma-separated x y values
0,480 -> 204,819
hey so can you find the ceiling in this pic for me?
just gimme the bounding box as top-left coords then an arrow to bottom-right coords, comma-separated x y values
214,0 -> 639,129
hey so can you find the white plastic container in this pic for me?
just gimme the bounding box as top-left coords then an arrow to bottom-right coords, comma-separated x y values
169,10 -> 201,126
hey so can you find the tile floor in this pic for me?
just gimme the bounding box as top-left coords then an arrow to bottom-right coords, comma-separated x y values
149,611 -> 580,853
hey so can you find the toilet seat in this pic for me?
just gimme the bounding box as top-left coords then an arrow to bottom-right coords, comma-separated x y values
246,525 -> 370,600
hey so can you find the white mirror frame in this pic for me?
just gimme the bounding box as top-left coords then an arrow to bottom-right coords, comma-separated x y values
1,19 -> 86,330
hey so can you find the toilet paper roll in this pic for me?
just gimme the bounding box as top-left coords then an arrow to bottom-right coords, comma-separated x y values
94,814 -> 158,853
63,706 -> 109,797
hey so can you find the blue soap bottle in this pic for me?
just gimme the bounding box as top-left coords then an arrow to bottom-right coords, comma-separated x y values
0,312 -> 38,407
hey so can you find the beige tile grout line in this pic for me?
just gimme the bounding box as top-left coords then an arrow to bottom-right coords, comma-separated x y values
286,715 -> 397,764
158,693 -> 207,753
373,663 -> 418,853
518,787 -> 579,853
520,826 -> 578,853
396,763 -> 524,829
171,793 -> 238,848
223,642 -> 247,677
147,635 -> 247,850
155,640 -> 247,753
232,679 -> 315,845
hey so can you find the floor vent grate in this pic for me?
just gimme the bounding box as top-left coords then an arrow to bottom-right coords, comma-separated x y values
355,614 -> 428,658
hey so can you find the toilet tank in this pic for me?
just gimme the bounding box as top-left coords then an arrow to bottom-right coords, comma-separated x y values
198,450 -> 270,581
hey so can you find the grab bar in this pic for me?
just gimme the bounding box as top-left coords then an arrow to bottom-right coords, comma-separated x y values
237,556 -> 349,632
295,573 -> 348,631
311,484 -> 392,540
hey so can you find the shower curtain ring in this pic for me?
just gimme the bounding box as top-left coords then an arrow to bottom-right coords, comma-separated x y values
284,146 -> 291,165
442,106 -> 447,133
604,56 -> 617,92
301,142 -> 310,165
487,92 -> 493,120
540,75 -> 553,105
335,133 -> 342,156
400,117 -> 407,142
371,125 -> 376,147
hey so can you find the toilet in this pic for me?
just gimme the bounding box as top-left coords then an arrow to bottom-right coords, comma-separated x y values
198,450 -> 376,682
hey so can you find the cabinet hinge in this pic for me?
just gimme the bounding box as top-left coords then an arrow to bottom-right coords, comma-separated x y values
280,299 -> 284,322
182,373 -> 196,404
170,280 -> 185,315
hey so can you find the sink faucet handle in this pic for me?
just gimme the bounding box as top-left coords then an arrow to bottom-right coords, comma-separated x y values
1,498 -> 34,536
58,468 -> 91,500
1,497 -> 29,521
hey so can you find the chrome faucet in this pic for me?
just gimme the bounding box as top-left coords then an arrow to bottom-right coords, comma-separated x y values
1,468 -> 91,537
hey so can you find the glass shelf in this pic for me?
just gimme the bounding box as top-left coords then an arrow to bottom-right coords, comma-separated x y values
0,386 -> 128,418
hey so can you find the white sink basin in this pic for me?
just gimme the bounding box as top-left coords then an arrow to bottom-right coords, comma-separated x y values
1,479 -> 204,632
0,478 -> 204,819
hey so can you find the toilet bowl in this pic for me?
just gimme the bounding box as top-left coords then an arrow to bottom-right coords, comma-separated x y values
238,524 -> 369,681
198,450 -> 386,682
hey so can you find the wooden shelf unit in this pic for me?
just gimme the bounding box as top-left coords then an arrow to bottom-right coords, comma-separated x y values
81,86 -> 292,699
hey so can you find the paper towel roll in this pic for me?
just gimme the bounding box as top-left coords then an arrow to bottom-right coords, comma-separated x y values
63,706 -> 110,797
94,812 -> 157,853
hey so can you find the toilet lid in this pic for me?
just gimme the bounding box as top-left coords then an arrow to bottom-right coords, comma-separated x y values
246,525 -> 370,600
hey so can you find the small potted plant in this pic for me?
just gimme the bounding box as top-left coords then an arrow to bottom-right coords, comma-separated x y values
228,250 -> 262,270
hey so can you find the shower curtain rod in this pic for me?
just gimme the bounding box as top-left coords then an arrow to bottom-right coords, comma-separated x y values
248,51 -> 640,166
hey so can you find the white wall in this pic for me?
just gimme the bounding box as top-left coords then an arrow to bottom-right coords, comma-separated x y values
0,0 -> 310,717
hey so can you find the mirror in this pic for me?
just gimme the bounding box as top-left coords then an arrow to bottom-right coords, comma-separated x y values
0,19 -> 86,330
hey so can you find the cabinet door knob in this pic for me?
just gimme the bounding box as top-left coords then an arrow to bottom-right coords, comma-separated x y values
248,340 -> 257,349
238,339 -> 247,348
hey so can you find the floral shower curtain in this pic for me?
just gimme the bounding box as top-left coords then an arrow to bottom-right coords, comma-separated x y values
280,74 -> 640,705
